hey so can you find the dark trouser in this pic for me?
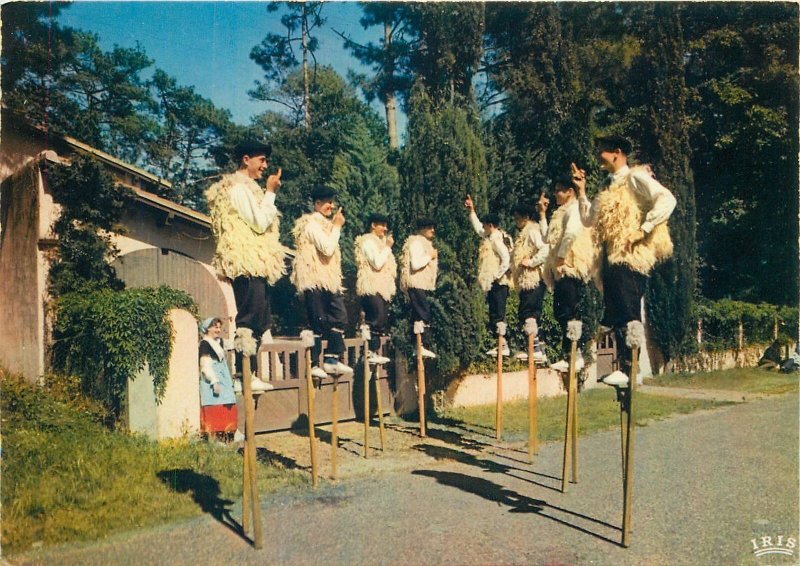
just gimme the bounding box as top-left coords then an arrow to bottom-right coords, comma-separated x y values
487,282 -> 509,333
304,289 -> 347,365
233,276 -> 271,374
602,262 -> 647,374
554,276 -> 584,355
408,287 -> 432,348
518,284 -> 546,324
361,294 -> 389,352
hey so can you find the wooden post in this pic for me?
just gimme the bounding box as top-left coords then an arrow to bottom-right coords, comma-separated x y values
304,349 -> 319,488
622,345 -> 639,547
363,339 -> 370,458
242,356 -> 263,549
496,334 -> 503,441
561,340 -> 578,492
527,333 -> 538,460
416,332 -> 426,438
331,375 -> 339,480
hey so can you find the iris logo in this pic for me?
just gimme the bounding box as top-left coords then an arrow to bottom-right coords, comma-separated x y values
750,535 -> 796,558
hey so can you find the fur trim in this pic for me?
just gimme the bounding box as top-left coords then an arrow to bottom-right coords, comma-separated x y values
400,235 -> 438,291
567,320 -> 583,342
354,233 -> 397,300
512,222 -> 543,290
206,173 -> 289,283
359,324 -> 372,341
626,321 -> 646,349
496,321 -> 507,336
524,317 -> 539,337
543,203 -> 597,289
234,328 -> 258,356
300,329 -> 316,348
290,213 -> 344,292
593,166 -> 674,275
413,321 -> 426,335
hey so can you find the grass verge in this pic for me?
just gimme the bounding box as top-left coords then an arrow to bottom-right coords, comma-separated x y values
1,372 -> 307,556
440,387 -> 731,443
645,367 -> 798,395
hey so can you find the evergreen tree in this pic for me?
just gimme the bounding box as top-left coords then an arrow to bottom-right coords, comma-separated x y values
396,86 -> 489,387
627,4 -> 698,365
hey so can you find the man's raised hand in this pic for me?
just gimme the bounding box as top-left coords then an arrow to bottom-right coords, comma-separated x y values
266,167 -> 282,192
333,206 -> 346,228
464,194 -> 474,211
570,162 -> 586,196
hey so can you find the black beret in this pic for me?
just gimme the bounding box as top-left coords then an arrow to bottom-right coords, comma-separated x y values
310,185 -> 337,201
481,213 -> 501,226
415,217 -> 436,229
594,134 -> 633,155
512,204 -> 536,219
368,213 -> 390,225
233,140 -> 272,161
554,175 -> 576,191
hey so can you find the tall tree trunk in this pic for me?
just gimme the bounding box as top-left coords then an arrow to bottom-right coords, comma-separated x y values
384,19 -> 399,148
302,5 -> 311,129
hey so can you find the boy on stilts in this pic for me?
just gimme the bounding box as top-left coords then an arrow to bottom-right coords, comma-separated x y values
291,186 -> 354,379
543,177 -> 595,373
205,140 -> 289,390
354,213 -> 397,365
464,195 -> 513,357
510,199 -> 550,363
573,135 -> 675,383
400,218 -> 439,359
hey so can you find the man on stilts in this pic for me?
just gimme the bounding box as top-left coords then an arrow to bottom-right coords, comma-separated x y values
573,135 -> 676,382
355,213 -> 397,365
464,195 -> 513,356
510,199 -> 550,363
291,186 -> 354,380
205,140 -> 289,390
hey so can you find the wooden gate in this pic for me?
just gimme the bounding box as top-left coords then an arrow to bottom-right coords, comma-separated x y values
596,331 -> 617,378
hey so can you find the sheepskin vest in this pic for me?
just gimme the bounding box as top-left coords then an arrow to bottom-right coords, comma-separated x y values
593,166 -> 674,275
400,235 -> 438,292
477,231 -> 512,293
206,173 -> 288,283
355,233 -> 397,300
543,202 -> 595,288
512,221 -> 543,290
290,213 -> 343,293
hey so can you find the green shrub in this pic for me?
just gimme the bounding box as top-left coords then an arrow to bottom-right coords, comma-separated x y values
51,286 -> 197,418
695,299 -> 798,352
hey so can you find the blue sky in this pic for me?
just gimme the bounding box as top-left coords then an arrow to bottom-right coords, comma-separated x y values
59,1 -> 391,127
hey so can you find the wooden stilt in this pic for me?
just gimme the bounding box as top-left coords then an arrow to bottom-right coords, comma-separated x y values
561,340 -> 578,492
241,357 -> 263,549
496,334 -> 503,441
242,424 -> 251,535
363,339 -> 370,459
620,409 -> 628,482
527,333 -> 538,460
416,333 -> 426,438
571,362 -> 579,484
622,346 -> 639,547
331,375 -> 339,480
375,365 -> 386,451
304,350 -> 319,488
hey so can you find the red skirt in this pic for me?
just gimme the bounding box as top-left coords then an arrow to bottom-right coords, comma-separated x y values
200,404 -> 239,434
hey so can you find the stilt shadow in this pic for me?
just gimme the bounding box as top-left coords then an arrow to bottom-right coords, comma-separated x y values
157,468 -> 245,540
413,443 -> 563,493
412,469 -> 622,546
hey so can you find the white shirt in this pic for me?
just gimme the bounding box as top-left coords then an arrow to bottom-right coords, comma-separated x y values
557,199 -> 584,258
229,171 -> 278,234
469,211 -> 510,280
409,237 -> 435,272
520,221 -> 550,268
305,211 -> 341,258
360,235 -> 393,270
579,165 -> 676,233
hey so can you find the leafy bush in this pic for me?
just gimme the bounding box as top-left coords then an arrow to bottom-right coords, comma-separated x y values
51,286 -> 197,418
695,299 -> 798,352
